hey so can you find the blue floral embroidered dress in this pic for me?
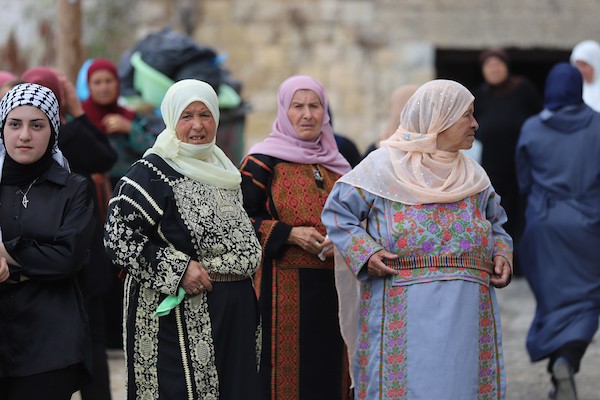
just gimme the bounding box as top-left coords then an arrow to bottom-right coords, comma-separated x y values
322,182 -> 512,399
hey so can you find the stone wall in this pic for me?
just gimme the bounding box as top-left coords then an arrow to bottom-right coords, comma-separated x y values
171,0 -> 600,153
4,0 -> 600,153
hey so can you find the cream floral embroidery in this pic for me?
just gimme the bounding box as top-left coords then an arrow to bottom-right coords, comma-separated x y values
172,179 -> 261,276
132,285 -> 161,399
105,158 -> 262,399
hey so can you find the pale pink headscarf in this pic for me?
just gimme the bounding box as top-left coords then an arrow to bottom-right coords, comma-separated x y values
247,75 -> 351,176
340,79 -> 490,205
0,71 -> 16,87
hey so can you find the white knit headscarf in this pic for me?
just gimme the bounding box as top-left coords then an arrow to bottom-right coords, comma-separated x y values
570,40 -> 600,112
144,79 -> 241,189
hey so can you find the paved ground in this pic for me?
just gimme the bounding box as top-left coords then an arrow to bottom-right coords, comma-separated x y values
85,277 -> 599,400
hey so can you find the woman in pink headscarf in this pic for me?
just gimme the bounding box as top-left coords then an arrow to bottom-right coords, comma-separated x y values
0,71 -> 16,86
240,75 -> 352,400
0,71 -> 17,98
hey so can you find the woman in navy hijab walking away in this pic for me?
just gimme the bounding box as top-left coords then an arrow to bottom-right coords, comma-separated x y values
517,62 -> 600,400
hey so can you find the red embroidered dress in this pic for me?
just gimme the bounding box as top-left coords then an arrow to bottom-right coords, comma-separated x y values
240,154 -> 349,400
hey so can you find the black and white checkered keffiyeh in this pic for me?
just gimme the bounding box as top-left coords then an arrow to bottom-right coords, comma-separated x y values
0,82 -> 69,173
0,82 -> 60,138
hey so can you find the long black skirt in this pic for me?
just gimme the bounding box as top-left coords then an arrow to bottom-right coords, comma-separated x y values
127,279 -> 261,400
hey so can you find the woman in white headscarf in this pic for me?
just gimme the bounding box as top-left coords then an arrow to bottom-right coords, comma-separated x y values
570,39 -> 600,111
104,79 -> 262,400
322,79 -> 513,399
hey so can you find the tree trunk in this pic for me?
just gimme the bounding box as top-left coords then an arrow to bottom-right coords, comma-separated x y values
57,0 -> 82,84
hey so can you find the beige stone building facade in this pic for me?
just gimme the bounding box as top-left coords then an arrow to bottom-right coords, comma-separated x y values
4,0 -> 600,154
152,0 -> 600,154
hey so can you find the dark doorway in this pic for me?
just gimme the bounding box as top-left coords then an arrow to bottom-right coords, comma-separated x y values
435,48 -> 572,95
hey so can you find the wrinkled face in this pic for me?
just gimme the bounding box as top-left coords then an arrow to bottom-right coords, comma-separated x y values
3,105 -> 52,164
175,101 -> 216,144
287,89 -> 324,141
574,60 -> 594,83
88,69 -> 120,105
482,56 -> 509,86
436,103 -> 478,152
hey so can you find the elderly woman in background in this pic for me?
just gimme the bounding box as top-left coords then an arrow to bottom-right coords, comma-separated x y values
362,84 -> 418,158
570,39 -> 600,112
322,79 -> 512,399
517,63 -> 600,400
103,79 -> 262,400
0,83 -> 95,399
473,48 -> 542,277
240,75 -> 352,399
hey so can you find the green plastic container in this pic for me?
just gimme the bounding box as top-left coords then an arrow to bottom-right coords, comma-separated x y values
130,51 -> 174,108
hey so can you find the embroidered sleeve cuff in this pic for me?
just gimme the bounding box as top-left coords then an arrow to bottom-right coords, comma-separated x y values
342,233 -> 383,277
262,220 -> 292,259
154,247 -> 191,296
493,240 -> 513,269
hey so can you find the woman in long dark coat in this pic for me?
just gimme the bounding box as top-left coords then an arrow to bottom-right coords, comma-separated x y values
517,62 -> 600,400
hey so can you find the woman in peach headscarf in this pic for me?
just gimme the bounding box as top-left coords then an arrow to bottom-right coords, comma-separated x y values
322,79 -> 512,399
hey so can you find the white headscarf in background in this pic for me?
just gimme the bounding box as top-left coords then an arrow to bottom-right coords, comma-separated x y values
340,79 -> 490,205
145,79 -> 241,189
570,40 -> 600,112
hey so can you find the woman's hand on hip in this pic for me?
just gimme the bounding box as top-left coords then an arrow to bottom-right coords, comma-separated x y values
490,255 -> 512,288
287,226 -> 327,255
181,260 -> 213,295
367,249 -> 399,277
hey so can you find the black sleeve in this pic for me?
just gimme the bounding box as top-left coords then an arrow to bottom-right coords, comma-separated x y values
4,175 -> 96,281
334,133 -> 362,167
59,115 -> 118,176
240,154 -> 291,259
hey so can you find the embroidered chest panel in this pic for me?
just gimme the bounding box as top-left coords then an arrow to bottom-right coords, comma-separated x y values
271,163 -> 336,231
381,193 -> 493,284
171,178 -> 261,275
389,193 -> 491,259
271,163 -> 338,268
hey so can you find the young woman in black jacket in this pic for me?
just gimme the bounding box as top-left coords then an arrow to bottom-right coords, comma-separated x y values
0,83 -> 95,400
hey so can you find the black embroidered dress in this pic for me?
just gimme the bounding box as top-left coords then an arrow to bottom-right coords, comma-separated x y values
104,154 -> 262,400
